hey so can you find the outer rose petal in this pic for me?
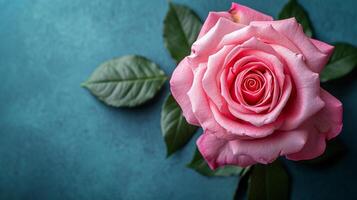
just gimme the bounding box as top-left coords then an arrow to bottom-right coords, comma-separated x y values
310,39 -> 334,59
191,18 -> 244,65
197,12 -> 232,39
170,58 -> 199,125
286,129 -> 326,161
286,89 -> 342,160
229,3 -> 273,24
317,89 -> 343,139
197,129 -> 307,169
272,45 -> 325,130
218,24 -> 301,54
198,2 -> 273,39
251,18 -> 332,73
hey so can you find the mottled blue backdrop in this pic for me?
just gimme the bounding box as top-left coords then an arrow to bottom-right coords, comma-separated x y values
0,0 -> 356,199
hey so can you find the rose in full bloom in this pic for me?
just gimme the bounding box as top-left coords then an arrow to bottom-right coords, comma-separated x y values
170,3 -> 343,169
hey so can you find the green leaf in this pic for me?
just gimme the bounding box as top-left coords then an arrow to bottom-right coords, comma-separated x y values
161,94 -> 198,157
163,2 -> 202,63
240,166 -> 252,177
82,55 -> 167,107
300,138 -> 347,165
233,166 -> 252,200
320,43 -> 357,82
278,0 -> 313,37
187,148 -> 244,177
247,160 -> 290,200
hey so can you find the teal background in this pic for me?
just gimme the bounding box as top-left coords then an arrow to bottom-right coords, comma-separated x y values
0,0 -> 356,199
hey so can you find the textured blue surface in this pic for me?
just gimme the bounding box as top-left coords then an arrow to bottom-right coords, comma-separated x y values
0,0 -> 356,199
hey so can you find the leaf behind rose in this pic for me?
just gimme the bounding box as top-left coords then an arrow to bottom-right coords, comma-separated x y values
161,94 -> 198,157
163,2 -> 202,63
247,160 -> 290,200
82,55 -> 167,107
233,167 -> 252,200
187,148 -> 245,177
278,0 -> 313,37
320,43 -> 357,82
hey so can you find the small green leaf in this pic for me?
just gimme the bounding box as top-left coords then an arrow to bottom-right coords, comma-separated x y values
247,160 -> 290,200
161,94 -> 197,157
320,43 -> 357,82
163,2 -> 202,63
82,55 -> 167,107
187,148 -> 244,177
300,138 -> 347,165
278,0 -> 313,37
233,166 -> 252,200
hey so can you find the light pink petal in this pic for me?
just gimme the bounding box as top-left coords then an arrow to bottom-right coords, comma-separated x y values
218,24 -> 300,54
272,45 -> 325,130
286,90 -> 342,160
198,12 -> 232,39
229,3 -> 273,25
187,64 -> 234,139
203,45 -> 235,111
170,58 -> 199,125
251,18 -> 331,73
189,18 -> 244,65
310,39 -> 334,58
197,129 -> 307,169
286,129 -> 326,160
314,89 -> 343,140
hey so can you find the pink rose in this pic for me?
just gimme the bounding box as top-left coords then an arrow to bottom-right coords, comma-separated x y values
170,3 -> 343,169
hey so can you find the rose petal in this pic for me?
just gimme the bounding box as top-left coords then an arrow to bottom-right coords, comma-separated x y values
203,45 -> 235,111
210,102 -> 281,138
198,12 -> 232,39
170,58 -> 199,125
310,38 -> 334,60
272,45 -> 325,130
286,89 -> 342,160
286,128 -> 326,161
251,18 -> 332,73
187,64 -> 233,139
190,18 -> 244,65
315,89 -> 343,140
197,129 -> 307,169
218,24 -> 301,54
229,3 -> 273,24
